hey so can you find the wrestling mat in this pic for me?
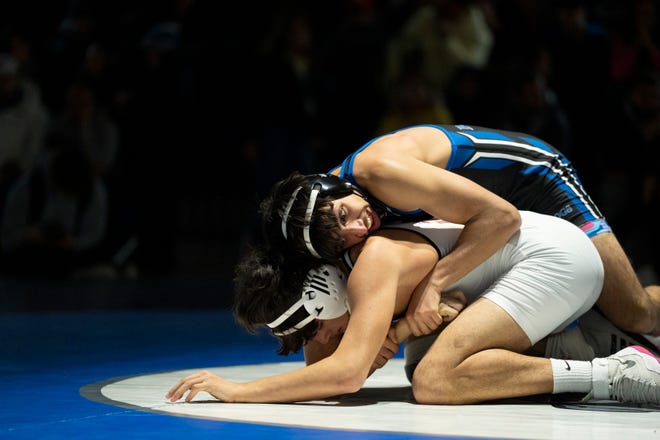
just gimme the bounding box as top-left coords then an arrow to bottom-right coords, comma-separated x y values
82,358 -> 659,439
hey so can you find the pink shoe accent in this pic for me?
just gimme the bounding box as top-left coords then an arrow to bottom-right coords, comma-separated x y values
629,345 -> 660,364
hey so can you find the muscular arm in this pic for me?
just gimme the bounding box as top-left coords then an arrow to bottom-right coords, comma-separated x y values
304,322 -> 398,377
305,231 -> 439,369
168,301 -> 391,403
168,233 -> 437,403
354,130 -> 521,335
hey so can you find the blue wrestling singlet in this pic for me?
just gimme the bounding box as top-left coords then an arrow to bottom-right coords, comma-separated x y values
336,124 -> 611,237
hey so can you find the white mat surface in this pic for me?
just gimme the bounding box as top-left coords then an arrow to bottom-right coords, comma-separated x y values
98,359 -> 660,439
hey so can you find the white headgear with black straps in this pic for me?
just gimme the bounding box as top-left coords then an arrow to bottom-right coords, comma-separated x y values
267,264 -> 349,336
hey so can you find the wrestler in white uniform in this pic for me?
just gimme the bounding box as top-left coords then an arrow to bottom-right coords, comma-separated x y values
344,211 -> 604,379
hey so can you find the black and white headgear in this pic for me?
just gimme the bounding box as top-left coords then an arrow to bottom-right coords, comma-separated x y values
280,174 -> 361,258
267,264 -> 349,336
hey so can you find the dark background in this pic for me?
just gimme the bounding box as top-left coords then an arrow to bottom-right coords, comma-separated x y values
1,0 -> 658,311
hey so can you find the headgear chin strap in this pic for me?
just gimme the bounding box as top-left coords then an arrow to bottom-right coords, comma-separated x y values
267,264 -> 349,336
280,174 -> 360,259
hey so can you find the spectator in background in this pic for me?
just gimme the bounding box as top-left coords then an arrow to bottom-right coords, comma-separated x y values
254,8 -> 326,186
601,69 -> 660,283
314,0 -> 391,164
115,21 -> 187,276
376,48 -> 454,135
38,1 -> 98,111
384,0 -> 494,101
444,65 -> 493,126
542,0 -> 612,188
609,0 -> 660,85
0,24 -> 41,83
0,53 -> 49,223
0,141 -> 108,279
495,54 -> 573,156
49,79 -> 119,179
77,40 -> 123,120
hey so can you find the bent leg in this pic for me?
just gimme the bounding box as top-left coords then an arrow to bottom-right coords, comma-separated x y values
412,298 -> 553,404
591,232 -> 660,334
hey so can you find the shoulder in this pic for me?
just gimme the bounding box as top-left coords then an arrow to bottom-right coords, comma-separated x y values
359,229 -> 435,263
351,234 -> 394,263
356,126 -> 451,172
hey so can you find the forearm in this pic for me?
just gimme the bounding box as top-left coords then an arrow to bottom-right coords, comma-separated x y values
168,337 -> 377,404
231,356 -> 364,403
429,208 -> 520,290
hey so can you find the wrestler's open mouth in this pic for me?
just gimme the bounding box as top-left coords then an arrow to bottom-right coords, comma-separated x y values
366,207 -> 380,232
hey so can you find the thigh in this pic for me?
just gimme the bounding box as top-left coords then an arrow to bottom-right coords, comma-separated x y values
593,232 -> 647,304
591,232 -> 656,333
418,297 -> 531,369
478,212 -> 603,344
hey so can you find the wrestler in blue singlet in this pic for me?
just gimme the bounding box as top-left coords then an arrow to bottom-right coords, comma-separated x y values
334,124 -> 611,237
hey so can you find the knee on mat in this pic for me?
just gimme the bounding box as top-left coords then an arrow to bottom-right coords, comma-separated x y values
411,363 -> 462,405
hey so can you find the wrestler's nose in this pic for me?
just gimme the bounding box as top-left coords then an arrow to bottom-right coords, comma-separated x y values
341,221 -> 369,248
345,219 -> 369,237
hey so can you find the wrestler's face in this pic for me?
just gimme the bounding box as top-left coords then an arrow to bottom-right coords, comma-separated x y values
312,312 -> 349,344
331,194 -> 381,249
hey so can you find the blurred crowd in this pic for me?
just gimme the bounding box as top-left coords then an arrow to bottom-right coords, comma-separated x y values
0,0 -> 658,283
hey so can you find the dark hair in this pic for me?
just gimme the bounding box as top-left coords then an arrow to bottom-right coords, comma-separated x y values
259,171 -> 346,260
232,246 -> 320,355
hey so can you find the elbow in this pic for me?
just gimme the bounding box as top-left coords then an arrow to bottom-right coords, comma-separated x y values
498,204 -> 521,236
508,207 -> 522,231
336,367 -> 369,394
323,353 -> 370,394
